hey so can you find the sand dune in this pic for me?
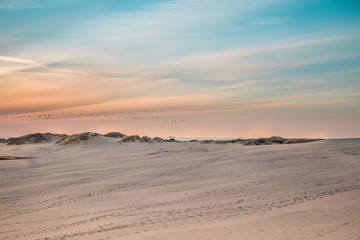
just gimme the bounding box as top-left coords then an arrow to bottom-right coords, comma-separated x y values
6,133 -> 68,145
0,138 -> 359,239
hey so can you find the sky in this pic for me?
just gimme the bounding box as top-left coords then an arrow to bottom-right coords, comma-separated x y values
0,0 -> 360,138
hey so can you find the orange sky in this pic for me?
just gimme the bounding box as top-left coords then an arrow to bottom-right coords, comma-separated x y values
1,57 -> 359,138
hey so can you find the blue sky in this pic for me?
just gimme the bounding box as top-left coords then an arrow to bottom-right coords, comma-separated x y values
0,0 -> 359,137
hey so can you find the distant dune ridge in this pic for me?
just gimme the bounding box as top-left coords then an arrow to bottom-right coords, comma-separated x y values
56,132 -> 99,145
103,132 -> 127,138
2,132 -> 322,146
119,135 -> 141,143
118,135 -> 161,143
0,136 -> 359,240
6,132 -> 68,145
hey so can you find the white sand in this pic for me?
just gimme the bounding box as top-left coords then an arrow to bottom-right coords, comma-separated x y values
0,138 -> 359,239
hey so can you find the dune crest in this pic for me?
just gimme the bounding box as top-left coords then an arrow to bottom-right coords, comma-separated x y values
56,132 -> 99,145
6,132 -> 68,145
3,132 -> 323,146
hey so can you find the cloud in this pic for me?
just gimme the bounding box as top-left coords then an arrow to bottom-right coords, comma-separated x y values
0,54 -> 184,115
1,0 -> 360,139
0,55 -> 98,77
211,81 -> 256,91
27,0 -> 287,69
0,56 -> 38,64
0,0 -> 72,9
0,56 -> 41,74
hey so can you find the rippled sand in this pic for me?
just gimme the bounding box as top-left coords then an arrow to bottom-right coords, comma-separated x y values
1,138 -> 359,239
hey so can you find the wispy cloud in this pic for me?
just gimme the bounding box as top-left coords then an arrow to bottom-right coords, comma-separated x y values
211,81 -> 256,92
1,0 -> 360,137
0,0 -> 72,9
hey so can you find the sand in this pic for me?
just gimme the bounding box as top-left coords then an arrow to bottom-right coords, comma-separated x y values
0,137 -> 359,239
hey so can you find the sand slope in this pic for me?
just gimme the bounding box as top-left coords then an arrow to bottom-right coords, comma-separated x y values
0,139 -> 359,239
